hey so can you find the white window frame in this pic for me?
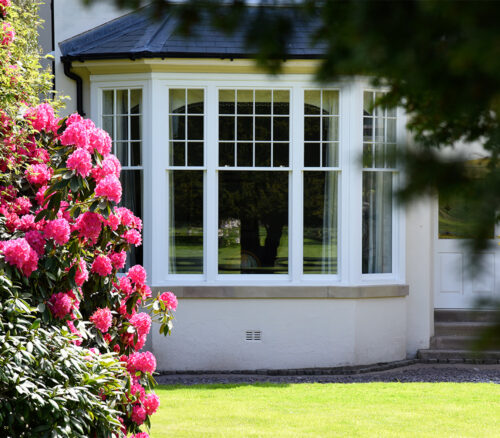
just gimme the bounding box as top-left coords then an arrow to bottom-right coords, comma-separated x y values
90,73 -> 406,288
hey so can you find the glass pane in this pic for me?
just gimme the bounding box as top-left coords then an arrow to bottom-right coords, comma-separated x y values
170,115 -> 185,140
219,89 -> 235,114
303,171 -> 338,274
386,143 -> 396,168
102,116 -> 114,140
305,117 -> 320,141
255,117 -> 271,141
273,90 -> 289,115
255,90 -> 272,114
130,89 -> 142,114
130,142 -> 141,167
187,116 -> 204,140
304,90 -> 321,115
187,89 -> 204,114
219,143 -> 235,167
237,117 -> 253,141
115,142 -> 128,166
255,143 -> 271,167
362,172 -> 392,274
188,142 -> 204,166
322,90 -> 339,115
363,116 -> 373,141
116,90 -> 129,115
120,169 -> 143,270
305,143 -> 321,167
116,116 -> 128,141
375,144 -> 385,168
322,117 -> 338,142
387,118 -> 396,143
169,170 -> 204,273
375,117 -> 385,142
273,143 -> 289,167
363,91 -> 373,116
170,142 -> 185,167
103,90 -> 114,115
237,143 -> 253,167
375,92 -> 385,117
219,116 -> 235,141
237,90 -> 253,114
273,117 -> 289,141
169,89 -> 186,114
130,116 -> 141,141
322,143 -> 338,167
218,171 -> 288,274
363,143 -> 373,168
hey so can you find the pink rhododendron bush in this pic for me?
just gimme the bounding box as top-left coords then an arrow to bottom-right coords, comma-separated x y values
0,3 -> 176,438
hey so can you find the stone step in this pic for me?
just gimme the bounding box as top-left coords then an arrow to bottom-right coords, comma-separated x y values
430,335 -> 480,350
434,309 -> 500,323
417,349 -> 500,363
434,322 -> 494,337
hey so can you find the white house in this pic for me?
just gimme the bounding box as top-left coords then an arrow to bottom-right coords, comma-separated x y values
41,0 -> 500,370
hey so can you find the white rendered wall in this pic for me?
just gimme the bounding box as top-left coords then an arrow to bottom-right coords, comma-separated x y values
53,0 -> 125,115
153,298 -> 407,371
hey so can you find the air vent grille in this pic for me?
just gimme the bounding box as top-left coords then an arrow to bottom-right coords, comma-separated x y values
245,330 -> 262,342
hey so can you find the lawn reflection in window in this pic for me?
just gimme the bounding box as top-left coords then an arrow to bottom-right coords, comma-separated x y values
218,89 -> 289,274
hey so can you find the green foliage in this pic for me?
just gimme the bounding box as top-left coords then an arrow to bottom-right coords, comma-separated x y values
0,274 -> 125,438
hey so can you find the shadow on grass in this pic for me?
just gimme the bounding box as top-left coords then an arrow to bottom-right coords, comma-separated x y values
157,382 -> 293,391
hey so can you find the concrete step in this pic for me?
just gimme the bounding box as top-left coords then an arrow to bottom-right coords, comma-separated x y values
435,309 -> 500,323
430,335 -> 479,350
417,349 -> 500,363
434,322 -> 494,337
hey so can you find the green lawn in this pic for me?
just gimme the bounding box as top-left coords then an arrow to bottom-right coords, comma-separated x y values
150,382 -> 500,437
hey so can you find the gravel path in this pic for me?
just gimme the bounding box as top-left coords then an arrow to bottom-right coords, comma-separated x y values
156,363 -> 500,385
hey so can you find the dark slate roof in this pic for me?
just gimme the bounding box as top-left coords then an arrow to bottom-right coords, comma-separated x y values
59,5 -> 325,61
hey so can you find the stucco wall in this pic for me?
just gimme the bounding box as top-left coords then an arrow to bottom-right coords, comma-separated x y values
153,297 -> 407,371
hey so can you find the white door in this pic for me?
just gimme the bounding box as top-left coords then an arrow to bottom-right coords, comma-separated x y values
435,239 -> 500,308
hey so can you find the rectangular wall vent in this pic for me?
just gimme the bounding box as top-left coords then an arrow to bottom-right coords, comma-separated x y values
245,330 -> 262,342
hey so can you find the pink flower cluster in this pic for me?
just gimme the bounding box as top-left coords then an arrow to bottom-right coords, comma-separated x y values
90,307 -> 112,333
25,163 -> 52,186
91,254 -> 113,277
44,218 -> 70,245
128,265 -> 146,286
27,103 -> 59,134
0,0 -> 11,17
66,148 -> 92,177
95,174 -> 122,204
129,312 -> 151,337
76,211 -> 102,244
131,432 -> 150,438
48,291 -> 76,320
160,291 -> 178,311
0,237 -> 38,276
127,351 -> 157,374
60,116 -> 112,156
1,22 -> 14,46
74,259 -> 88,286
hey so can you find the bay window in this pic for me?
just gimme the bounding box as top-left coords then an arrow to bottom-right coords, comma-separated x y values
96,77 -> 403,287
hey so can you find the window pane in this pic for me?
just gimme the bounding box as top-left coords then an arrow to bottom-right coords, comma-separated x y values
322,117 -> 338,142
237,143 -> 253,167
237,117 -> 253,141
255,116 -> 271,141
130,142 -> 141,167
322,143 -> 338,167
103,90 -> 114,115
273,117 -> 289,141
170,142 -> 185,167
130,116 -> 141,141
115,142 -> 128,166
170,115 -> 185,140
187,89 -> 204,114
322,90 -> 339,115
305,90 -> 321,115
273,143 -> 289,167
303,171 -> 338,274
187,116 -> 203,140
273,90 -> 289,115
237,90 -> 253,114
188,142 -> 204,167
305,143 -> 321,167
363,91 -> 374,116
305,117 -> 320,141
130,89 -> 142,114
170,89 -> 186,114
121,169 -> 143,269
102,116 -> 114,139
116,116 -> 128,141
218,171 -> 288,274
255,143 -> 271,167
219,116 -> 235,141
219,89 -> 235,114
219,143 -> 235,167
116,89 -> 129,115
255,90 -> 272,114
362,172 -> 392,274
169,170 -> 204,273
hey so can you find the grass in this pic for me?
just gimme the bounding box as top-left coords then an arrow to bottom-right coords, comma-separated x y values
150,382 -> 500,437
